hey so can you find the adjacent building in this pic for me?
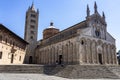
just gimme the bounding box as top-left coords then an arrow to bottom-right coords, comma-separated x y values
0,24 -> 28,64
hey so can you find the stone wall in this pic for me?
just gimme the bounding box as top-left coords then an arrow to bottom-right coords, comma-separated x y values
35,37 -> 79,65
78,36 -> 117,65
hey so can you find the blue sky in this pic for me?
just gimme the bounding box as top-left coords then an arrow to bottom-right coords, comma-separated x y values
0,0 -> 120,51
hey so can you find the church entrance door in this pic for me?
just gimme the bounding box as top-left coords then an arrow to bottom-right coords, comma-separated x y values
29,56 -> 33,64
98,54 -> 102,64
11,54 -> 14,63
58,55 -> 63,65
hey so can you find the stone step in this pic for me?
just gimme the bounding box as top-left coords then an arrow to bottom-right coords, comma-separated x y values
0,65 -> 120,79
0,65 -> 44,73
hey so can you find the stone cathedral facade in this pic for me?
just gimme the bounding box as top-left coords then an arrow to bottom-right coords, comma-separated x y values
24,2 -> 118,65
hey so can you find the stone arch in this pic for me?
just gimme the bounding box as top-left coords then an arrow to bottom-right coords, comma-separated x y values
45,49 -> 47,64
102,43 -> 105,64
61,45 -> 64,63
73,43 -> 77,64
51,46 -> 53,64
40,50 -> 43,64
97,40 -> 103,64
65,44 -> 68,64
62,44 -> 66,64
68,42 -> 73,64
109,44 -> 113,64
112,45 -> 117,64
67,41 -> 71,64
45,49 -> 48,64
91,40 -> 97,64
42,49 -> 45,64
106,44 -> 109,64
54,46 -> 57,64
80,37 -> 86,46
104,43 -> 107,64
86,39 -> 92,63
38,50 -> 40,64
80,37 -> 87,63
111,45 -> 114,64
55,46 -> 59,63
108,44 -> 111,64
53,47 -> 56,64
45,48 -> 48,64
51,46 -> 54,64
48,48 -> 51,65
97,40 -> 103,46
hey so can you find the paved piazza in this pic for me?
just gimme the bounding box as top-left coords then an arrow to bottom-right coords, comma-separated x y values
0,73 -> 119,80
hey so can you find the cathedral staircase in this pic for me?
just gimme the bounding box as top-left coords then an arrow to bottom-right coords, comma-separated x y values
0,65 -> 44,73
0,64 -> 120,79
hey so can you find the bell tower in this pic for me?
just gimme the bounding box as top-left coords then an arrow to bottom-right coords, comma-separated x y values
24,3 -> 39,64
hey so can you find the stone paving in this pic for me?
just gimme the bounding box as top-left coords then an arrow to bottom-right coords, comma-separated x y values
0,73 -> 119,80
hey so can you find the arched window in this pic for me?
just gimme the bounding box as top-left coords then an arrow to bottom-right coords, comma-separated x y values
81,40 -> 84,45
30,36 -> 33,39
95,30 -> 100,37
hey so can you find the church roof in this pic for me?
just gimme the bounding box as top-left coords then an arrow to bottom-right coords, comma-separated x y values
39,20 -> 87,47
60,20 -> 87,33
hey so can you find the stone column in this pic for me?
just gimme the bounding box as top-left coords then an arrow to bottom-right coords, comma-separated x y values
46,49 -> 48,64
63,45 -> 66,63
41,51 -> 43,64
95,43 -> 97,64
67,44 -> 70,64
112,46 -> 115,64
69,43 -> 73,64
43,50 -> 45,64
84,44 -> 87,63
51,47 -> 54,64
73,44 -> 75,64
89,41 -> 92,64
66,45 -> 68,64
109,45 -> 112,64
86,39 -> 91,64
114,48 -> 117,64
62,45 -> 64,64
48,48 -> 51,64
106,45 -> 109,64
53,47 -> 55,64
108,45 -> 111,64
102,45 -> 105,64
44,50 -> 46,64
76,42 -> 80,64
91,41 -> 96,64
71,43 -> 73,64
79,42 -> 86,64
39,52 -> 40,64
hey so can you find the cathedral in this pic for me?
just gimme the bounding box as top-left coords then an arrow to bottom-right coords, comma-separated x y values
0,2 -> 117,65
23,2 -> 118,65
